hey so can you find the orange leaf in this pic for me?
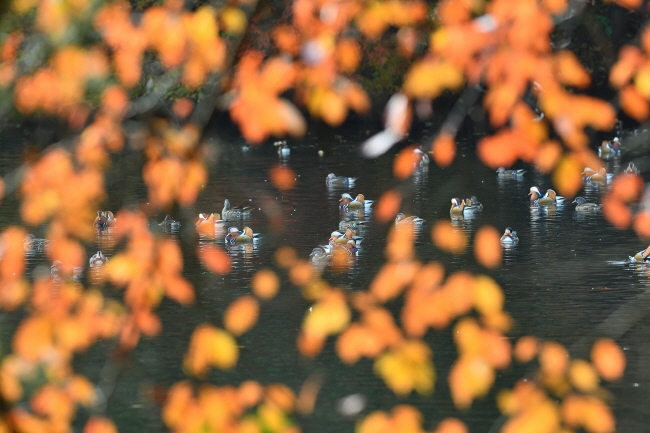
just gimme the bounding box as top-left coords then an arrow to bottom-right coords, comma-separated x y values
224,295 -> 259,336
591,338 -> 625,381
433,418 -> 468,433
535,140 -> 562,173
555,50 -> 591,88
265,384 -> 296,412
251,269 -> 279,300
613,0 -> 641,9
84,417 -> 118,433
13,316 -> 53,362
269,165 -> 296,190
272,25 -> 300,55
514,336 -> 539,363
432,134 -> 455,167
619,84 -> 650,122
102,85 -> 129,118
375,190 -> 401,223
320,91 -> 347,126
474,226 -> 501,268
336,39 -> 361,73
172,98 -> 194,119
601,196 -> 631,229
275,246 -> 297,268
568,359 -> 599,392
609,173 -> 643,202
238,380 -> 264,408
198,245 -> 232,274
432,220 -> 467,254
539,342 -> 569,378
633,210 -> 650,237
393,145 -> 420,179
477,132 -> 518,169
552,155 -> 583,198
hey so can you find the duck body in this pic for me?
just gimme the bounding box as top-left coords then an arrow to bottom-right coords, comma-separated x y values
572,197 -> 601,211
450,198 -> 465,216
529,187 -> 564,206
159,215 -> 180,231
413,148 -> 429,168
633,246 -> 650,263
89,251 -> 108,267
395,213 -> 424,225
625,162 -> 640,174
94,211 -> 107,230
583,167 -> 611,184
222,199 -> 253,220
500,228 -> 519,246
275,140 -> 290,157
225,226 -> 257,245
326,173 -> 357,187
196,213 -> 221,235
24,234 -> 49,253
496,168 -> 526,178
339,193 -> 373,211
339,220 -> 367,231
463,196 -> 483,212
329,229 -> 363,246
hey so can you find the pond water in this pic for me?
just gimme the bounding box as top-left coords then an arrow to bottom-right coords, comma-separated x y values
4,122 -> 650,432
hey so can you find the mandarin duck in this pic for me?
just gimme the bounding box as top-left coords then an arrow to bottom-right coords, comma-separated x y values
633,246 -> 650,263
326,173 -> 357,187
625,162 -> 640,174
500,227 -> 519,246
463,196 -> 483,212
24,234 -> 49,253
496,167 -> 526,178
222,199 -> 253,219
89,251 -> 108,267
395,213 -> 424,225
275,140 -> 290,157
450,198 -> 465,216
572,197 -> 601,211
159,215 -> 180,231
225,226 -> 256,245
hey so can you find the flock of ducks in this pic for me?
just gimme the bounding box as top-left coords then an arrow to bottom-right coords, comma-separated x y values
493,137 -> 647,257
22,136 -> 649,280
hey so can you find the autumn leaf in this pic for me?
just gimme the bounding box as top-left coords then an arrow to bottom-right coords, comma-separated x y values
224,295 -> 259,336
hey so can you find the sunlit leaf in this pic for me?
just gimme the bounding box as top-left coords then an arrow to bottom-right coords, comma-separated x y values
474,226 -> 501,268
432,220 -> 467,254
432,134 -> 456,167
591,338 -> 625,381
249,269 -> 279,300
269,165 -> 296,190
198,245 -> 232,274
375,190 -> 402,223
514,336 -> 539,363
539,341 -> 569,378
224,295 -> 259,336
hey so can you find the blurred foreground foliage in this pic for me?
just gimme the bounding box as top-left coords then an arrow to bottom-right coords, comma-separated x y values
0,0 -> 643,431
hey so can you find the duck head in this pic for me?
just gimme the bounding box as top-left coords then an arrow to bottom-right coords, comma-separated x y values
528,186 -> 542,199
223,199 -> 231,211
329,231 -> 342,244
572,197 -> 587,205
